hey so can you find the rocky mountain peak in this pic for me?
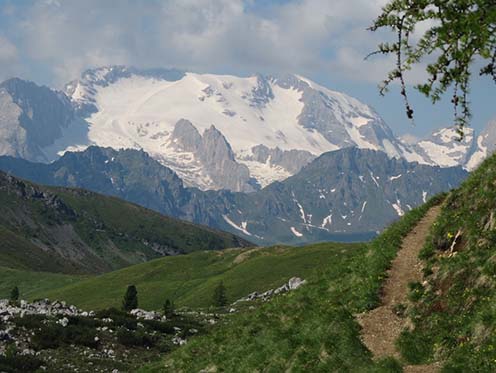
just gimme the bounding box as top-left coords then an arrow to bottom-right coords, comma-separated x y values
0,78 -> 76,162
171,119 -> 202,153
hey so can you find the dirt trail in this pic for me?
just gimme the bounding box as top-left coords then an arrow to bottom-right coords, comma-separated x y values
357,206 -> 441,372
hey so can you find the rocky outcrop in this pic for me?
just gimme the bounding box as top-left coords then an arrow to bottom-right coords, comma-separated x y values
170,120 -> 256,192
234,277 -> 307,304
243,144 -> 315,174
0,78 -> 78,162
0,299 -> 92,321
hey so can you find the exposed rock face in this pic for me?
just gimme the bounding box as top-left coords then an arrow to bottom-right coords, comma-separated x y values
242,144 -> 315,174
169,120 -> 256,192
171,119 -> 202,152
0,78 -> 77,161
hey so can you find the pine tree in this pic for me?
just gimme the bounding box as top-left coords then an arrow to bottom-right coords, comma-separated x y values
122,285 -> 138,312
10,286 -> 19,302
213,281 -> 228,307
163,298 -> 175,318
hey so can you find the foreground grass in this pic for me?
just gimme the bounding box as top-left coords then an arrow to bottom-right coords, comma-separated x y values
397,154 -> 496,371
32,244 -> 355,310
141,196 -> 444,372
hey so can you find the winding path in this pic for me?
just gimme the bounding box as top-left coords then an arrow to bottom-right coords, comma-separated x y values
357,206 -> 442,372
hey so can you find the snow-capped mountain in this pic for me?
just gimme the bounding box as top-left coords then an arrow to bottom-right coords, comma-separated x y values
405,120 -> 496,171
0,66 -> 493,193
60,66 -> 421,190
466,119 -> 496,170
411,126 -> 477,168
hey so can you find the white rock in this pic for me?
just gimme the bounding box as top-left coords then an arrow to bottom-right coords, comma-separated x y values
58,317 -> 69,327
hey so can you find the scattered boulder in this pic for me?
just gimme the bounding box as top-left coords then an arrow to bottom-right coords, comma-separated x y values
234,277 -> 307,304
129,308 -> 161,321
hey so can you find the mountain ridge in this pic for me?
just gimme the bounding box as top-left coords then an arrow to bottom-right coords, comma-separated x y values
0,145 -> 468,245
0,169 -> 251,274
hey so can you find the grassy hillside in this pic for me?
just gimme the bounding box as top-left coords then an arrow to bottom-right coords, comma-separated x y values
0,171 -> 250,274
29,244 -> 357,310
0,267 -> 85,300
140,196 -> 444,372
396,153 -> 496,371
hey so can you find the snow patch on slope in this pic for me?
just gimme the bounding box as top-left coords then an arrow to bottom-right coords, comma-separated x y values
291,227 -> 303,237
223,215 -> 252,236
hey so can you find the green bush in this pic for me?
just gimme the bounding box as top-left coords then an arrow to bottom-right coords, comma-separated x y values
0,354 -> 43,372
95,307 -> 138,330
13,314 -> 46,330
396,330 -> 433,364
142,319 -> 174,334
116,328 -> 156,348
32,323 -> 98,350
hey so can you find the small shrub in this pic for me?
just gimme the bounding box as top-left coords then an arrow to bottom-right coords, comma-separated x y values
163,299 -> 175,318
9,286 -> 19,303
392,303 -> 407,318
408,282 -> 425,302
373,357 -> 403,373
13,314 -> 46,330
95,307 -> 137,330
32,323 -> 98,350
32,324 -> 62,350
64,325 -> 99,348
142,319 -> 175,334
396,330 -> 433,364
0,354 -> 43,372
66,315 -> 102,328
117,328 -> 156,348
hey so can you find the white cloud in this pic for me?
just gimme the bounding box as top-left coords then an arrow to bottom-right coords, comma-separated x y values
0,35 -> 17,61
0,35 -> 21,81
1,0 -> 412,86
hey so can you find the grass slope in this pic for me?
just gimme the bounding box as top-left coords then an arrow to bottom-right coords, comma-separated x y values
140,196 -> 444,372
396,153 -> 496,371
0,171 -> 250,274
0,267 -> 85,300
30,244 -> 357,311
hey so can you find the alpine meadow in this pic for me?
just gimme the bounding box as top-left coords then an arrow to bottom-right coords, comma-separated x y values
0,1 -> 495,372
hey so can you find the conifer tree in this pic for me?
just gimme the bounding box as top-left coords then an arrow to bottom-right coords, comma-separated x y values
122,285 -> 138,311
163,298 -> 175,318
213,281 -> 228,307
10,286 -> 19,302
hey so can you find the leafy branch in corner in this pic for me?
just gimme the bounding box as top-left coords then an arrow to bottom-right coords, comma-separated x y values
367,0 -> 496,137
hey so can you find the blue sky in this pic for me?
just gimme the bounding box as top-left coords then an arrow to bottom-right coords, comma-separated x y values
0,0 -> 494,139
